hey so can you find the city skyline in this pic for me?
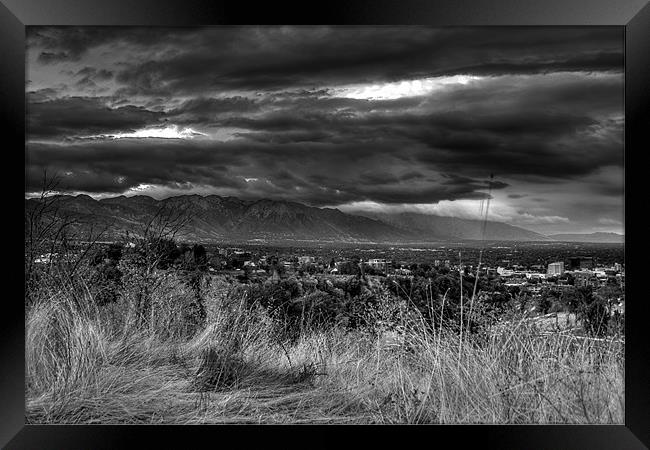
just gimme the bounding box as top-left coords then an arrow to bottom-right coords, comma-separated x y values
26,26 -> 624,235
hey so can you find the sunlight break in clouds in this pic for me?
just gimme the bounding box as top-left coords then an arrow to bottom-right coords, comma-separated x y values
338,198 -> 571,226
92,125 -> 207,140
337,75 -> 481,100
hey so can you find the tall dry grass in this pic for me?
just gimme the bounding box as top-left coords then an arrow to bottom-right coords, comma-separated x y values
25,274 -> 624,424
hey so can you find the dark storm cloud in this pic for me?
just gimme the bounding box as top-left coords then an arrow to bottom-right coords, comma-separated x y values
436,52 -> 623,78
75,67 -> 113,80
26,26 -> 624,232
399,171 -> 425,181
113,31 -> 621,96
213,104 -> 621,182
416,139 -> 620,180
25,85 -> 623,204
25,137 -> 503,206
423,71 -> 623,118
219,105 -> 604,142
29,27 -> 621,95
28,97 -> 164,139
240,130 -> 339,145
26,139 -> 244,193
38,52 -> 69,64
28,27 -> 188,63
27,88 -> 62,103
74,67 -> 114,90
384,109 -> 622,179
168,97 -> 258,123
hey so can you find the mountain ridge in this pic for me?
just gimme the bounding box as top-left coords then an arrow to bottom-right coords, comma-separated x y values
26,194 -> 551,243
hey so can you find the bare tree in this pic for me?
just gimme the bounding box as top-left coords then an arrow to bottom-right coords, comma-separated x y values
25,171 -> 109,307
119,202 -> 193,330
25,172 -> 75,305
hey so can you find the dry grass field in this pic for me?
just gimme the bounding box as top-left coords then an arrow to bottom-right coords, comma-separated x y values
25,274 -> 624,424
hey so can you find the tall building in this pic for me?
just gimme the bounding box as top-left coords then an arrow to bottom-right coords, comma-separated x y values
547,261 -> 564,276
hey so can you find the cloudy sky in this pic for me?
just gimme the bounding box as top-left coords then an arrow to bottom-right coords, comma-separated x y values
26,26 -> 624,235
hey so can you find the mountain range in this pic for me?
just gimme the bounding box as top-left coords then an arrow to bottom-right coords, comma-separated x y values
26,194 -> 561,243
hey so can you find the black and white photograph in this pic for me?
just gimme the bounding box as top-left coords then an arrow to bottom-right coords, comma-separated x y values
24,25 -> 625,424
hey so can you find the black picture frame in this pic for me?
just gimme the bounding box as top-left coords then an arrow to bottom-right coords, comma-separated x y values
3,0 -> 648,448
